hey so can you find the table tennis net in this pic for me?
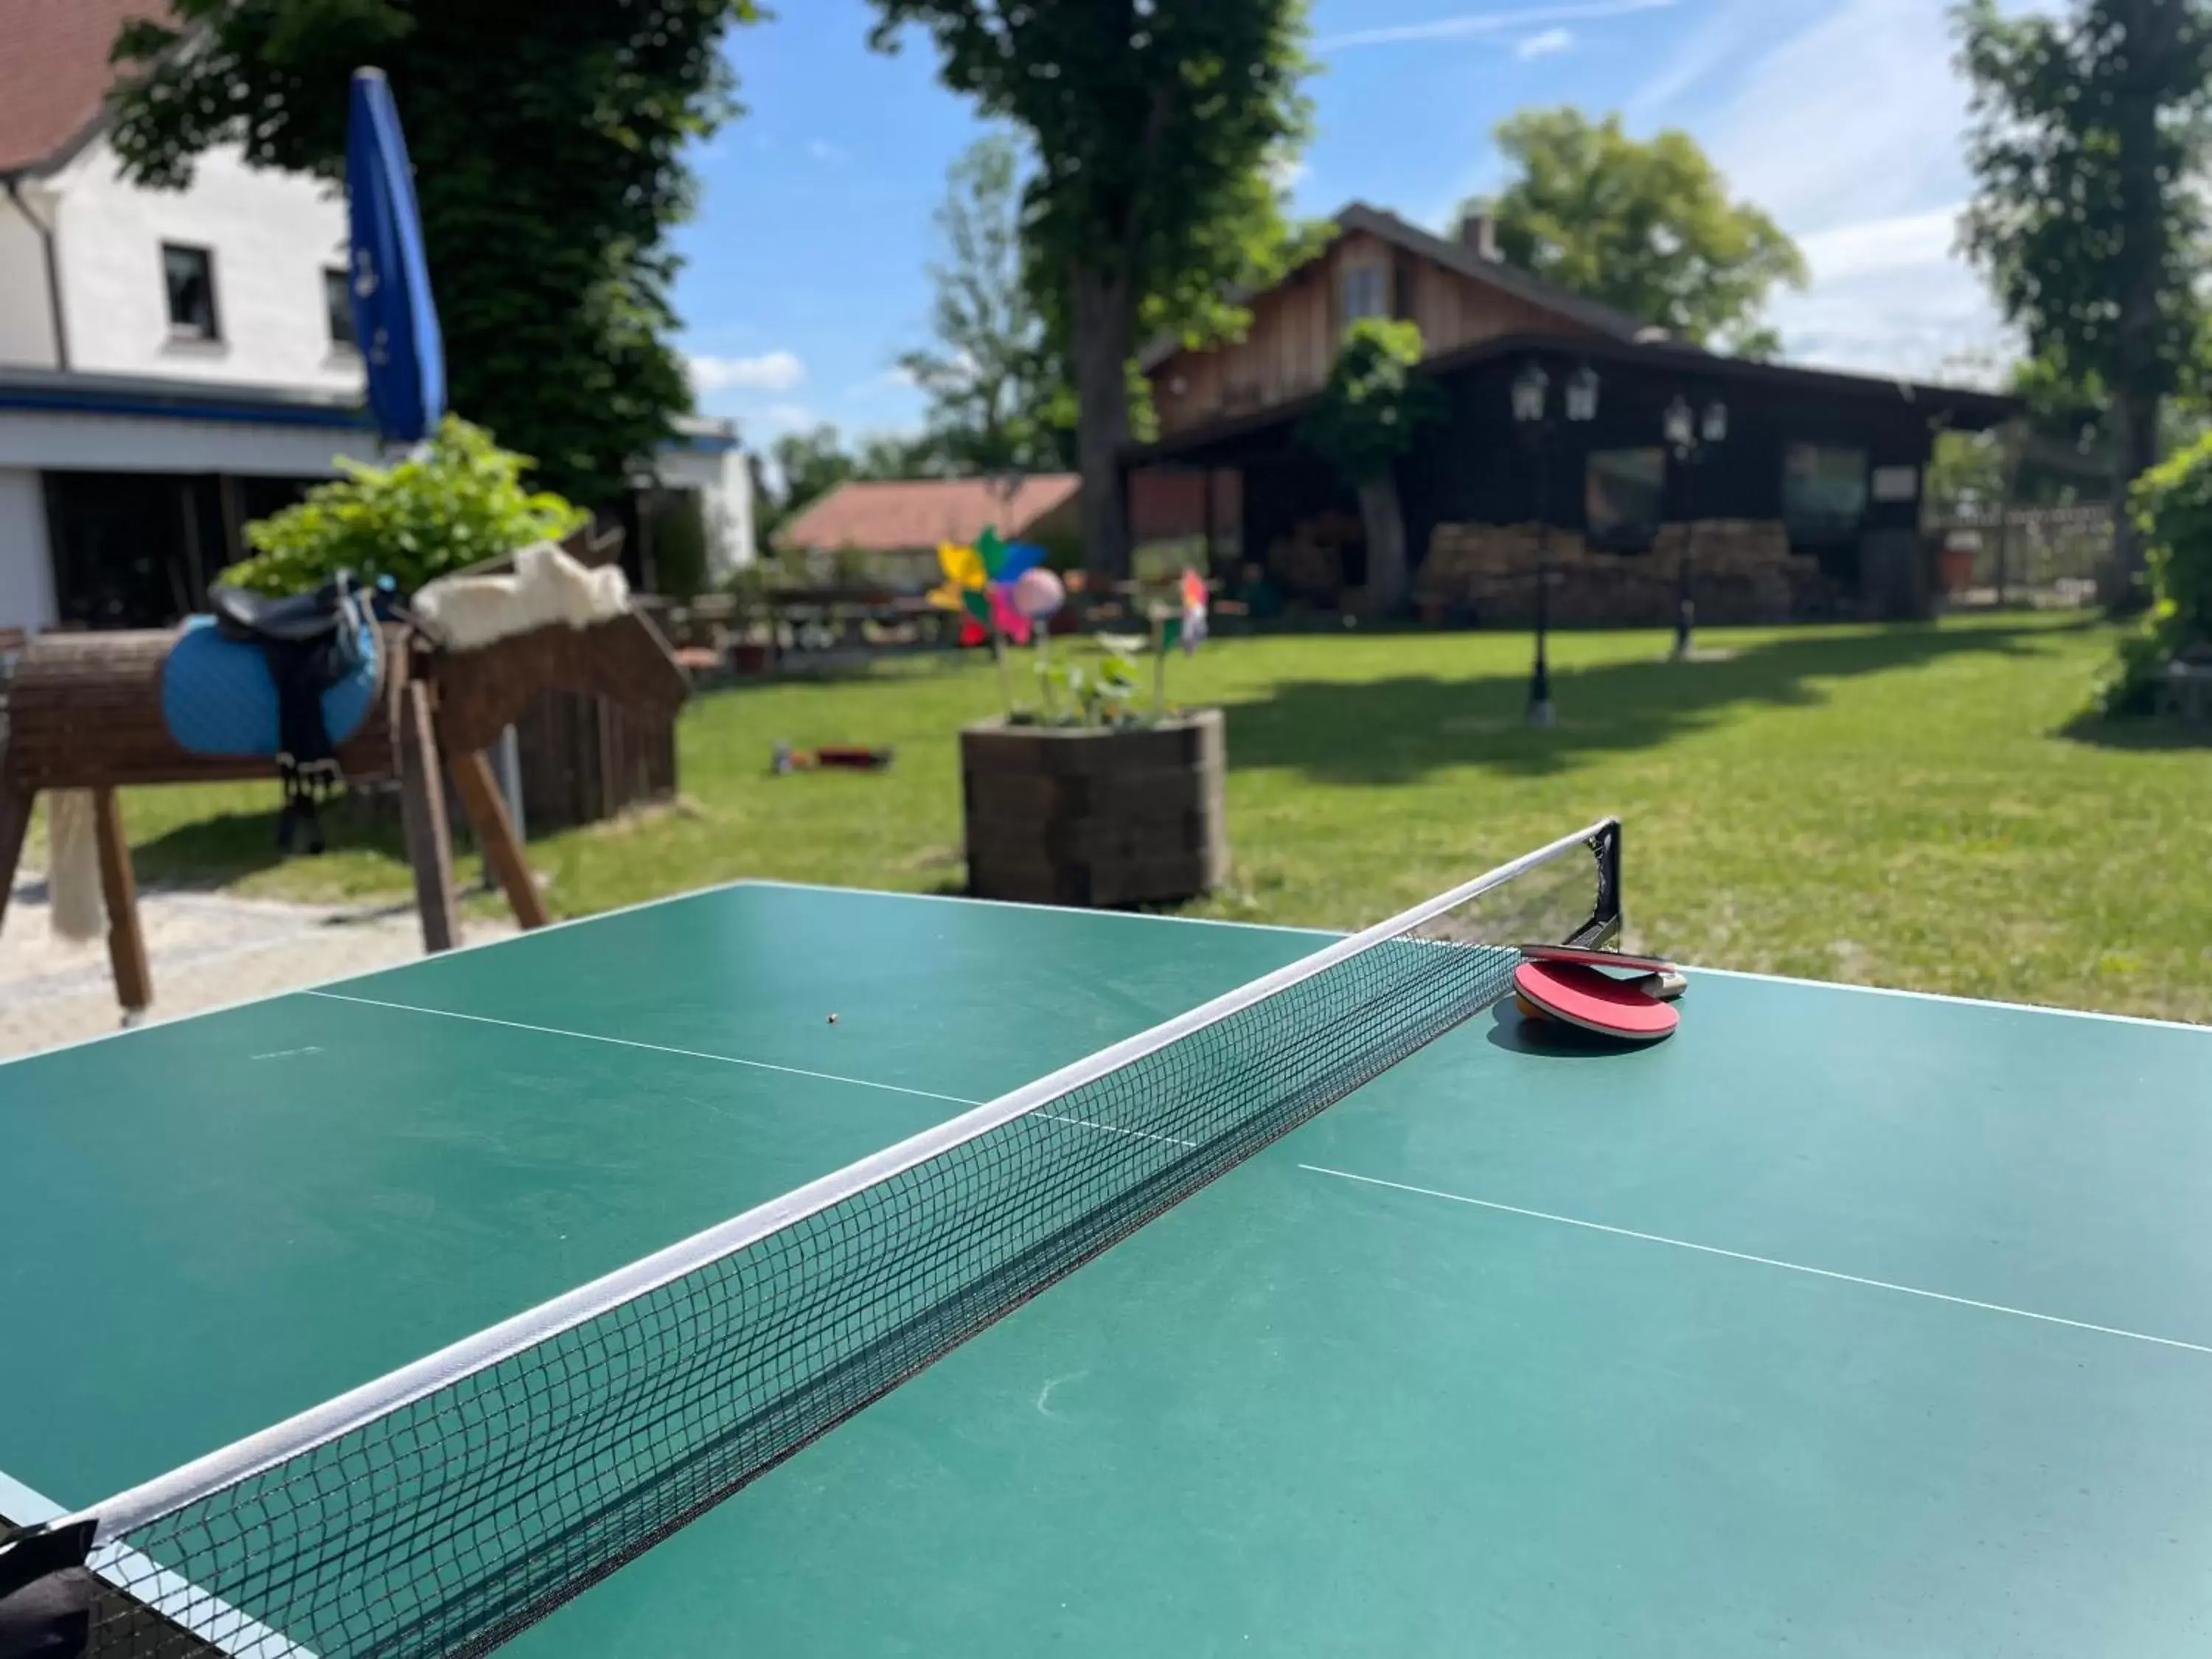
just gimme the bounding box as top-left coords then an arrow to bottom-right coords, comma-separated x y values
59,820 -> 1619,1659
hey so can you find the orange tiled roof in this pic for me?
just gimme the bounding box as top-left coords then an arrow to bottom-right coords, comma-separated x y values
777,474 -> 1080,554
0,0 -> 171,173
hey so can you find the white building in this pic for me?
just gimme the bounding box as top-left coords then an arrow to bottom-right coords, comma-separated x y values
0,0 -> 751,636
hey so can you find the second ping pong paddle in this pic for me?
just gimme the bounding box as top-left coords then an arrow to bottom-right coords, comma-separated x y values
1512,959 -> 1680,1043
1517,943 -> 1679,975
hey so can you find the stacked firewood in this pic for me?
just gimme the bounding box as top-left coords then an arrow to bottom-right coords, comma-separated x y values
1415,520 -> 1838,626
1265,512 -> 1365,605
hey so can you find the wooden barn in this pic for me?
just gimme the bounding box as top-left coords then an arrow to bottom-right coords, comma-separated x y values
1124,203 -> 2015,622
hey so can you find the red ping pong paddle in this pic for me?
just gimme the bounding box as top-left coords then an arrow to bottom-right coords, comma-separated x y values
1512,959 -> 1679,1043
1517,943 -> 1679,975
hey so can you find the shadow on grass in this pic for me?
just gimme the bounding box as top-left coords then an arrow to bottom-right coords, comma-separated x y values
128,795 -> 418,891
707,651 -> 983,692
1222,621 -> 2078,785
2053,709 -> 2212,752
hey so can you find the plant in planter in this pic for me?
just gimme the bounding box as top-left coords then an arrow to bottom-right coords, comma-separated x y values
946,540 -> 1228,907
224,416 -> 585,596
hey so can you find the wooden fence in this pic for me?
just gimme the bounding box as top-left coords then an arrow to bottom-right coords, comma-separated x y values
514,689 -> 678,832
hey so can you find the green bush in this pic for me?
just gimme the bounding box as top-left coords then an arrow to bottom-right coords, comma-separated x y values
2101,433 -> 2212,713
223,416 -> 587,597
1296,317 -> 1445,481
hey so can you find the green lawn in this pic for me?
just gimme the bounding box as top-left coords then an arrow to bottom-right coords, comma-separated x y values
77,612 -> 2212,1023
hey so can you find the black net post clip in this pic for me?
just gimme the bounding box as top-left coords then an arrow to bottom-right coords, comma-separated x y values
0,1519 -> 96,1659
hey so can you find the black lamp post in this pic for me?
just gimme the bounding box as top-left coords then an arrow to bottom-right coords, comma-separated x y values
1512,359 -> 1599,727
1665,393 -> 1728,661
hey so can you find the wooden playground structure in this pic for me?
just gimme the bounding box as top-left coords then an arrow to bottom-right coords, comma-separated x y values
0,606 -> 687,1020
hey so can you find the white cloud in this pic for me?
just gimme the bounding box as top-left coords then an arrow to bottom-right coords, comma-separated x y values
1703,0 -> 1971,234
846,366 -> 918,400
1626,0 -> 1765,115
1624,0 -> 2056,381
686,350 -> 806,393
1318,0 -> 1674,51
1794,206 -> 1961,283
807,139 -> 847,164
1766,206 -> 2017,380
1516,27 -> 1575,58
759,403 -> 819,434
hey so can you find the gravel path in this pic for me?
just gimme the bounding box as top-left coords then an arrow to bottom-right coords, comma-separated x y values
1,863 -> 517,1060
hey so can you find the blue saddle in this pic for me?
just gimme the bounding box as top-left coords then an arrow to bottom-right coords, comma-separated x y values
160,574 -> 383,852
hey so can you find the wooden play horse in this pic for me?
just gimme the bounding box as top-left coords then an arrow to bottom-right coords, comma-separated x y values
0,532 -> 688,1020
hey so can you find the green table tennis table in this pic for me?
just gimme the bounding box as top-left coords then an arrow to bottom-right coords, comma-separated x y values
4,820 -> 2212,1658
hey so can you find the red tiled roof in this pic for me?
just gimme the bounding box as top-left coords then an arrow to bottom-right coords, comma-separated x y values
0,0 -> 173,173
777,475 -> 1082,554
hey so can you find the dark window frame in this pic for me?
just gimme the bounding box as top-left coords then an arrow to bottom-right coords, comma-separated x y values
1340,260 -> 1389,328
1585,445 -> 1668,551
1781,440 -> 1871,543
161,242 -> 220,342
324,267 -> 358,349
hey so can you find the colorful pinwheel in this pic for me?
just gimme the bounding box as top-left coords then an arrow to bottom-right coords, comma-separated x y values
928,529 -> 1051,645
927,539 -> 995,647
1151,568 -> 1211,712
927,526 -> 1054,711
1178,567 -> 1209,655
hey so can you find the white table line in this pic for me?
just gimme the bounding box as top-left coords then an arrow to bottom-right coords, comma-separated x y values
1040,1111 -> 1199,1150
1299,1164 -> 2212,1357
302,991 -> 982,1107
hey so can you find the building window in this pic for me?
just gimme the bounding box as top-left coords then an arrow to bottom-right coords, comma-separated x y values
1783,442 -> 1870,538
1341,261 -> 1388,327
162,243 -> 219,341
324,268 -> 358,349
1585,447 -> 1666,546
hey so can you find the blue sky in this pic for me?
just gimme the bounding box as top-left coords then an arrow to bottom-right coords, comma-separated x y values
674,0 -> 2036,449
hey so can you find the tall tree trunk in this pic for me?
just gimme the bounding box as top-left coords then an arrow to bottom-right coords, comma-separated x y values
2104,0 -> 2176,614
2106,388 -> 2160,610
1069,262 -> 1133,580
1357,473 -> 1408,618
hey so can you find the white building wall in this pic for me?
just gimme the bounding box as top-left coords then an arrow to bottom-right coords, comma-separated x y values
0,192 -> 60,368
0,469 -> 57,633
44,137 -> 365,397
656,445 -> 757,577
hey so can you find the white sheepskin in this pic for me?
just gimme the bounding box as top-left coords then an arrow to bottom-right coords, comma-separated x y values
412,540 -> 630,651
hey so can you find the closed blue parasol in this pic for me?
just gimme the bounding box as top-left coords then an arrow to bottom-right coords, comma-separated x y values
346,67 -> 444,444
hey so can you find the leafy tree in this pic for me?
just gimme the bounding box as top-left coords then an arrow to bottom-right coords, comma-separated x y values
1467,108 -> 1806,354
2103,431 -> 2212,710
757,425 -> 858,548
852,429 -> 961,481
867,0 -> 1312,577
900,135 -> 1071,473
226,417 -> 585,595
1925,428 -> 2010,521
1955,0 -> 2212,604
1297,319 -> 1445,616
108,0 -> 762,511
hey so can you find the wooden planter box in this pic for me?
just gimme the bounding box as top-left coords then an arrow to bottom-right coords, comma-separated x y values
961,710 -> 1228,907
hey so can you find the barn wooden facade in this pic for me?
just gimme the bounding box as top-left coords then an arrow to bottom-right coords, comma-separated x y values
1143,204 -> 1635,441
1125,204 -> 2014,622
